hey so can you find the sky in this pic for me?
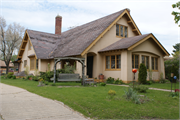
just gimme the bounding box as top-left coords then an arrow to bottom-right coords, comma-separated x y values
0,0 -> 179,56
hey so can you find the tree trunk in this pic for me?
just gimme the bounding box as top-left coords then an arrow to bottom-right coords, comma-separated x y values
6,64 -> 9,74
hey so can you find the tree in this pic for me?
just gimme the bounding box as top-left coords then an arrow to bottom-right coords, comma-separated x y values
0,16 -> 25,74
138,63 -> 147,84
172,43 -> 180,56
172,1 -> 180,27
11,54 -> 18,62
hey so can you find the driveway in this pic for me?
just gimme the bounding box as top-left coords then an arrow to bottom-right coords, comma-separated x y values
0,83 -> 88,120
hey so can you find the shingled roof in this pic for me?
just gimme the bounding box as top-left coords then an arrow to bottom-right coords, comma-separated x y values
99,34 -> 151,52
27,9 -> 126,59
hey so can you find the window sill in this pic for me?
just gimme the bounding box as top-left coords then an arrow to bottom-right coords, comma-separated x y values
105,69 -> 121,71
116,35 -> 126,38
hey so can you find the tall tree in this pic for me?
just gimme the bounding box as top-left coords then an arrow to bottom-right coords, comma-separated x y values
172,1 -> 180,27
172,43 -> 180,56
0,16 -> 25,74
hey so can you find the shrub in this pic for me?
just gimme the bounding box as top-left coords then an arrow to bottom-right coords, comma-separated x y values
12,75 -> 16,79
44,81 -> 49,85
108,89 -> 116,99
32,76 -> 39,81
169,92 -> 179,99
138,63 -> 147,84
124,87 -> 141,104
7,72 -> 14,78
146,81 -> 152,85
100,82 -> 106,86
51,83 -> 56,86
106,77 -> 115,84
133,85 -> 149,93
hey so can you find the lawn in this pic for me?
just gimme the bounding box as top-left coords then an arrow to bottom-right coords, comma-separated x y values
0,77 -> 179,119
142,82 -> 180,90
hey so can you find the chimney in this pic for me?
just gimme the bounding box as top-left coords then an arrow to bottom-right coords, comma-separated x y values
55,15 -> 62,35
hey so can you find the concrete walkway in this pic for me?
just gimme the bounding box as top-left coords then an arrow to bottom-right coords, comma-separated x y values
108,84 -> 173,92
0,83 -> 88,120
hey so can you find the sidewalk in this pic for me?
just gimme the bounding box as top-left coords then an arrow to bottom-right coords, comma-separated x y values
0,83 -> 88,120
107,84 -> 173,92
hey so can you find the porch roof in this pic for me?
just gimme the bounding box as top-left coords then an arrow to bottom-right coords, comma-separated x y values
99,34 -> 150,52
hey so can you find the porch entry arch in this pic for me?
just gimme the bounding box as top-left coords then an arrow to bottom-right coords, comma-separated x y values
53,57 -> 86,85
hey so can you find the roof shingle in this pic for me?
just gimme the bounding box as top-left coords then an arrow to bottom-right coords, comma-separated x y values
27,9 -> 126,59
99,34 -> 151,52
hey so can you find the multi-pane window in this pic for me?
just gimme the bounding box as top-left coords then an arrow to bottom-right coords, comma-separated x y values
116,24 -> 128,38
30,58 -> 35,70
132,55 -> 139,69
152,57 -> 158,70
106,55 -> 121,70
24,60 -> 27,68
142,56 -> 149,69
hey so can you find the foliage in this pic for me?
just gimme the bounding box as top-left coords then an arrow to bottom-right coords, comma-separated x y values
44,81 -> 49,85
12,75 -> 16,79
27,75 -> 33,80
11,55 -> 17,62
172,1 -> 180,27
25,66 -> 30,76
164,57 -> 179,79
106,77 -> 115,84
64,64 -> 76,73
0,16 -> 25,74
51,83 -> 56,86
169,92 -> 179,99
40,71 -> 54,82
146,81 -> 152,85
99,82 -> 106,86
172,43 -> 180,56
124,87 -> 141,104
138,63 -> 147,84
133,85 -> 149,93
108,89 -> 116,99
32,76 -> 39,81
7,72 -> 13,78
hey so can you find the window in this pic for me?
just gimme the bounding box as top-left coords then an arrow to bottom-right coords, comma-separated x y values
28,41 -> 32,50
152,57 -> 158,70
132,55 -> 139,69
30,58 -> 35,70
106,55 -> 121,70
24,60 -> 27,68
116,24 -> 128,38
142,56 -> 149,69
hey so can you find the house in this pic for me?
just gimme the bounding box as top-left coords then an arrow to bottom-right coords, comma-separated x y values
16,8 -> 169,83
0,60 -> 14,74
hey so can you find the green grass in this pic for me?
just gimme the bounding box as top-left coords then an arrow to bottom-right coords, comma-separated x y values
0,77 -> 179,119
142,82 -> 180,90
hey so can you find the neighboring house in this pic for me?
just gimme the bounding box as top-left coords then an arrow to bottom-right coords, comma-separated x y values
0,60 -> 14,74
16,8 -> 169,83
164,56 -> 173,61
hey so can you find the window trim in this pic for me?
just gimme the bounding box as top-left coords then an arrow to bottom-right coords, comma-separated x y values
116,24 -> 128,38
142,55 -> 149,69
132,54 -> 139,69
105,55 -> 121,71
24,60 -> 27,68
151,57 -> 158,71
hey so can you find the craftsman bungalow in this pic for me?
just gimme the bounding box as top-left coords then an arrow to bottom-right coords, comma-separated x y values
16,8 -> 169,83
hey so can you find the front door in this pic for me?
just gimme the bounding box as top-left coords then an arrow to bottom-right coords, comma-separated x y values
87,56 -> 93,78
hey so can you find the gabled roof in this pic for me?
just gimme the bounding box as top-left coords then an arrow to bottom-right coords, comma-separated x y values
18,8 -> 142,59
99,33 -> 170,56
